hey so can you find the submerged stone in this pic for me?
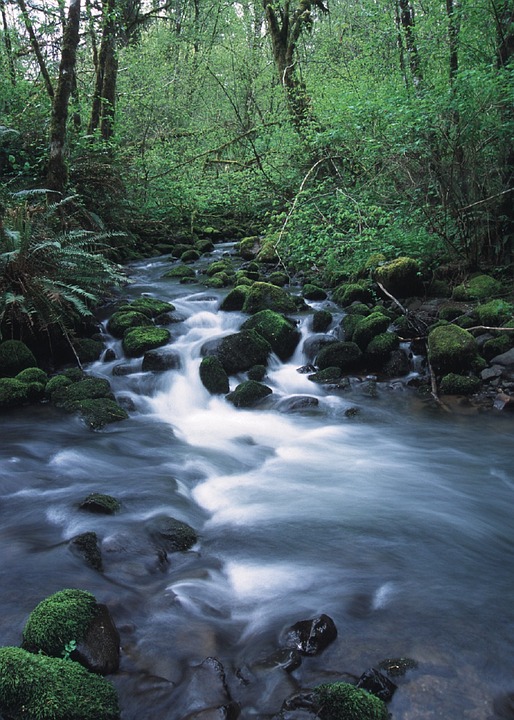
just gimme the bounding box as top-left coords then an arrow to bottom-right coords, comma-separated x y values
283,614 -> 337,656
79,493 -> 121,515
70,531 -> 103,571
146,514 -> 198,552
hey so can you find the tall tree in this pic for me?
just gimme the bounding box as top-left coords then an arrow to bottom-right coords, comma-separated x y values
88,0 -> 118,141
396,0 -> 422,88
15,0 -> 54,97
47,0 -> 81,192
0,0 -> 16,85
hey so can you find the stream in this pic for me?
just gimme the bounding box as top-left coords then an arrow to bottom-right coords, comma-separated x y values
1,245 -> 514,719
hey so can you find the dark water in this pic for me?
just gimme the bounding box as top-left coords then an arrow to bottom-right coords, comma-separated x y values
1,247 -> 514,719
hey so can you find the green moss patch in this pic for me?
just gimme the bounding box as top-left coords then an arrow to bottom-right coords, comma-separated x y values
108,310 -> 152,338
199,356 -> 230,394
427,324 -> 478,374
0,340 -> 37,377
242,281 -> 297,315
226,380 -> 273,407
314,682 -> 389,720
122,327 -> 170,357
0,377 -> 31,408
241,309 -> 301,360
452,274 -> 502,301
375,256 -> 422,297
215,330 -> 271,374
220,285 -> 250,311
440,373 -> 481,395
353,312 -> 390,350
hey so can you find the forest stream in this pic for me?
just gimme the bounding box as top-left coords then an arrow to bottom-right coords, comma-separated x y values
1,244 -> 514,720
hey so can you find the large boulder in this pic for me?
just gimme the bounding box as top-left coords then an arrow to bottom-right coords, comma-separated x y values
427,324 -> 479,374
0,377 -> 32,408
122,327 -> 170,357
452,274 -> 502,301
118,297 -> 175,318
241,310 -> 301,361
220,285 -> 250,312
0,647 -> 120,720
333,281 -> 373,307
226,380 -> 272,408
353,312 -> 390,350
51,377 -> 114,408
313,681 -> 389,720
142,348 -> 181,372
199,356 -> 230,394
0,339 -> 37,377
375,256 -> 423,297
315,341 -> 362,372
214,330 -> 271,374
71,399 -> 129,429
242,282 -> 297,315
107,310 -> 152,338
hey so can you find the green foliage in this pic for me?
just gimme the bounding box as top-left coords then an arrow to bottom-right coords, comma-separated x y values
0,646 -> 120,720
22,589 -> 97,657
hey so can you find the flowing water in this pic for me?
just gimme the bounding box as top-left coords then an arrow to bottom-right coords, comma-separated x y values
1,246 -> 514,719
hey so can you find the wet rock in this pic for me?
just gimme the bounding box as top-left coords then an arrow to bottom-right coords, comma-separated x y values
377,657 -> 418,677
297,364 -> 316,374
73,603 -> 120,675
315,341 -> 362,372
108,310 -> 152,338
112,363 -> 138,376
70,531 -> 103,571
247,364 -> 267,381
104,348 -> 117,362
482,365 -> 504,382
307,367 -> 344,385
356,667 -> 397,701
494,392 -> 514,411
200,356 -> 230,394
145,514 -> 198,552
302,335 -> 337,362
283,614 -> 337,656
242,282 -> 297,315
241,310 -> 301,361
303,284 -> 327,300
382,348 -> 410,377
119,297 -> 176,318
312,310 -> 332,333
176,657 -> 235,719
260,648 -> 302,673
122,327 -> 171,357
72,398 -> 129,429
79,493 -> 121,515
226,380 -> 273,408
220,286 -> 250,312
142,348 -> 181,372
353,313 -> 390,351
214,330 -> 271,374
276,396 -> 319,413
491,347 -> 514,367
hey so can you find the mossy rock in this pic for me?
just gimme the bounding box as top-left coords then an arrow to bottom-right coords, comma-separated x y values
341,314 -> 361,342
242,282 -> 297,315
15,367 -> 48,384
71,531 -> 103,571
346,302 -> 372,316
333,282 -> 373,307
303,283 -> 327,300
51,377 -> 113,409
313,309 -> 332,333
146,514 -> 198,552
195,239 -> 215,254
62,367 -> 86,382
108,310 -> 152,338
438,304 -> 465,322
220,285 -> 250,312
119,297 -> 175,318
256,239 -> 278,263
353,312 -> 390,350
0,647 -> 120,720
482,334 -> 513,361
427,324 -> 479,374
247,364 -> 267,381
315,341 -> 362,372
241,309 -> 301,361
122,327 -> 170,357
0,340 -> 37,377
0,377 -> 31,408
46,374 -> 73,398
162,264 -> 196,280
79,493 -> 121,515
268,271 -> 290,287
375,256 -> 423,297
206,260 -> 234,277
226,380 -> 272,408
205,271 -> 232,288
180,249 -> 201,263
215,330 -> 271,374
452,274 -> 502,301
238,236 -> 261,260
307,367 -> 343,384
314,681 -> 389,720
475,299 -> 513,327
233,273 -> 254,286
71,399 -> 129,429
22,589 -> 97,656
73,338 -> 105,363
199,356 -> 230,394
170,243 -> 194,258
365,331 -> 400,365
440,373 -> 481,395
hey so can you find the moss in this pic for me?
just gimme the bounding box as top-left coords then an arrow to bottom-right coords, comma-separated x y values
333,282 -> 373,307
199,356 -> 230,394
71,531 -> 103,571
256,238 -> 278,263
62,368 -> 86,382
303,283 -> 327,300
269,271 -> 290,287
345,303 -> 372,316
220,285 -> 250,311
475,299 -> 513,326
119,297 -> 175,318
0,377 -> 31,408
233,272 -> 254,286
0,340 -> 37,377
206,260 -> 234,277
452,274 -> 502,301
79,493 -> 121,515
170,243 -> 194,258
46,374 -> 73,398
162,264 -> 196,280
238,235 -> 261,260
71,399 -> 129,429
51,377 -> 113,409
427,324 -> 479,374
315,341 -> 362,372
205,271 -> 232,288
73,338 -> 104,363
241,309 -> 301,361
180,249 -> 201,263
247,364 -> 267,381
146,514 -> 198,552
242,282 -> 297,315
307,367 -> 343,383
314,682 -> 389,720
353,312 -> 391,350
122,327 -> 170,357
482,334 -> 513,360
375,256 -> 422,297
440,373 -> 481,395
15,367 -> 48,384
195,238 -> 215,254
312,309 -> 333,333
22,589 -> 97,657
0,647 -> 120,720
365,332 -> 400,364
215,330 -> 271,374
438,304 -> 465,322
107,310 -> 152,338
226,380 -> 273,407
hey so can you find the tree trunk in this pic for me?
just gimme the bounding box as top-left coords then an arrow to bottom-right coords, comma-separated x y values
88,0 -> 118,141
46,0 -> 81,193
16,0 -> 54,98
1,0 -> 16,85
397,0 -> 422,89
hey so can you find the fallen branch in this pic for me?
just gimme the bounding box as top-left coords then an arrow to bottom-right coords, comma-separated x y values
375,280 -> 408,315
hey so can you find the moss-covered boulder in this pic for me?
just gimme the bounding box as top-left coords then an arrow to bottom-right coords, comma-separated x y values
51,377 -> 113,408
15,367 -> 48,384
118,297 -> 175,319
242,281 -> 297,315
353,312 -> 391,350
46,374 -> 73,398
0,340 -> 37,377
206,259 -> 234,277
427,324 -> 479,374
482,334 -> 513,361
312,309 -> 333,333
181,249 -> 201,263
314,682 -> 389,720
440,373 -> 481,395
73,338 -> 105,363
268,271 -> 290,287
241,309 -> 301,361
122,327 -> 170,357
452,274 -> 502,301
238,235 -> 261,260
71,531 -> 103,571
303,283 -> 327,300
195,238 -> 215,254
226,380 -> 273,408
220,285 -> 250,311
71,399 -> 129,429
205,271 -> 232,288
0,647 -> 120,720
145,514 -> 198,552
0,377 -> 31,407
475,299 -> 513,327
256,238 -> 278,263
333,282 -> 373,307
162,264 -> 196,281
307,367 -> 343,384
375,256 -> 423,297
247,364 -> 267,381
107,310 -> 152,338
141,348 -> 181,372
79,493 -> 121,515
365,332 -> 400,366
215,330 -> 271,374
199,356 -> 230,394
315,341 -> 362,372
